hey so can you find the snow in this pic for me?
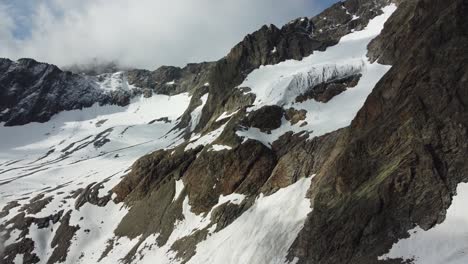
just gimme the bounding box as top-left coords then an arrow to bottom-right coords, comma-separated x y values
215,110 -> 239,122
173,180 -> 185,202
242,60 -> 365,108
97,71 -> 135,92
379,182 -> 468,264
189,93 -> 209,132
204,82 -> 210,87
166,80 -> 176,85
187,176 -> 313,264
217,193 -> 245,206
0,93 -> 191,263
66,202 -> 139,264
4,228 -> 21,247
13,254 -> 23,264
135,195 -> 212,264
237,117 -> 299,148
209,144 -> 233,151
271,46 -> 277,54
185,124 -> 226,151
236,4 -> 396,147
344,8 -> 360,21
27,222 -> 56,262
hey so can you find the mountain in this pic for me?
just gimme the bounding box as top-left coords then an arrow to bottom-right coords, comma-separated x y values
1,0 -> 467,263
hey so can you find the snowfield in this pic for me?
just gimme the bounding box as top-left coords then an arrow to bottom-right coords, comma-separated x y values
0,93 -> 190,263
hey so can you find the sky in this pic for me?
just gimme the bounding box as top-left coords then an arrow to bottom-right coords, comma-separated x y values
0,0 -> 338,70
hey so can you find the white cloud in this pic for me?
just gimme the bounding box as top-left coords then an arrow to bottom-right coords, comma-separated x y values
0,0 -> 323,70
0,4 -> 16,51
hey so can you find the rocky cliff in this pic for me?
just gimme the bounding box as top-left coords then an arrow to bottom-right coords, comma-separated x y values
1,0 -> 467,263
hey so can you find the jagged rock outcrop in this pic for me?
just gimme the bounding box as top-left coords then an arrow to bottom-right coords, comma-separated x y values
127,62 -> 215,95
183,140 -> 277,214
113,146 -> 203,203
241,106 -> 285,133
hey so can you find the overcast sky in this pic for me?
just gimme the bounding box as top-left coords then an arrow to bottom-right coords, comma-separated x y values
0,0 -> 338,70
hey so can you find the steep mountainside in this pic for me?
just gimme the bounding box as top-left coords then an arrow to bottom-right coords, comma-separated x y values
1,0 -> 467,263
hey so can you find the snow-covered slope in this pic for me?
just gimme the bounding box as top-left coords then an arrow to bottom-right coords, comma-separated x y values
0,93 -> 190,262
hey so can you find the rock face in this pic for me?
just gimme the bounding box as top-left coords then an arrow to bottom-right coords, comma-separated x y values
288,0 -> 468,263
1,0 -> 467,263
0,58 -> 107,126
113,147 -> 203,203
126,63 -> 215,95
296,74 -> 362,103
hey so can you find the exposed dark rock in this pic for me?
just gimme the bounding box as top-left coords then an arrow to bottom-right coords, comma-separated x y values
183,140 -> 277,214
174,87 -> 209,135
210,197 -> 255,232
170,228 -> 209,264
241,105 -> 285,132
0,200 -> 20,218
296,74 -> 362,103
47,210 -> 80,264
285,108 -> 307,125
2,238 -> 40,264
33,210 -> 64,229
126,62 -> 215,95
367,0 -> 421,65
1,209 -> 66,263
20,193 -> 53,215
95,119 -> 108,127
113,146 -> 203,203
116,179 -> 186,264
0,58 -> 116,126
263,129 -> 346,194
148,117 -> 170,124
288,0 -> 468,263
75,182 -> 113,209
92,128 -> 113,148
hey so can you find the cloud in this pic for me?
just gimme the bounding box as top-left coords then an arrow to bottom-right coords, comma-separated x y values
0,4 -> 16,50
0,0 -> 328,70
